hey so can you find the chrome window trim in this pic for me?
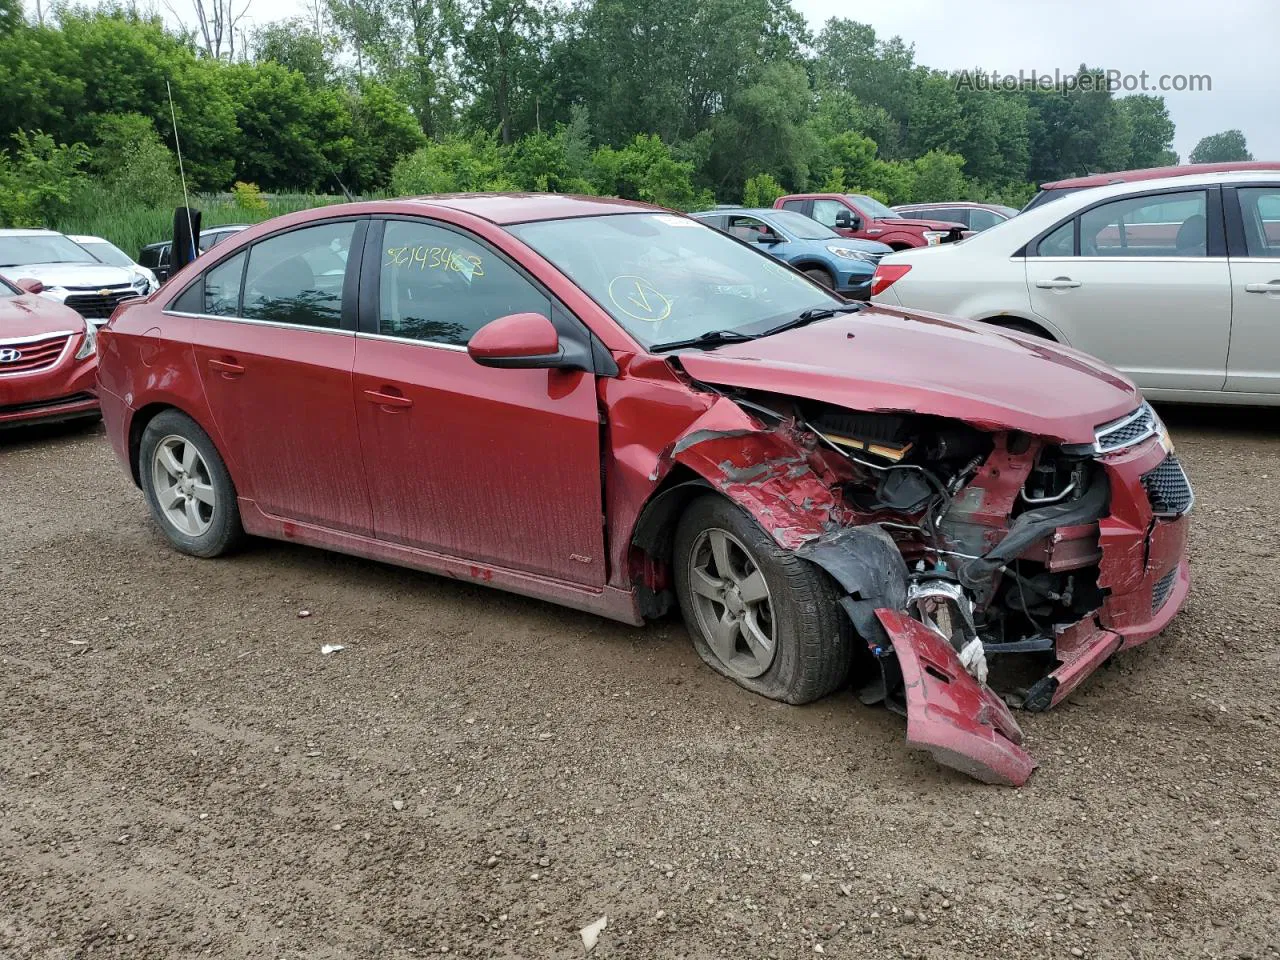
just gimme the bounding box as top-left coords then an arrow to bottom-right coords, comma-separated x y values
1093,402 -> 1158,454
355,331 -> 469,352
161,310 -> 355,336
1031,256 -> 1229,264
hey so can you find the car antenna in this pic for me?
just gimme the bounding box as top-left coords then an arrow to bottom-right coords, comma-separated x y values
166,79 -> 197,264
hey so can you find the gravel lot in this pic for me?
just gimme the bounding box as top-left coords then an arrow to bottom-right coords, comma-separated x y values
2,407 -> 1277,960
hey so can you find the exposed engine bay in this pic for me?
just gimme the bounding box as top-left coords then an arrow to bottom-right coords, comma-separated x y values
649,384 -> 1192,786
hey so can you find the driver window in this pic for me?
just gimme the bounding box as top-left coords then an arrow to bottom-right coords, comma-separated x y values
811,200 -> 844,229
1079,191 -> 1207,258
378,220 -> 550,347
725,215 -> 777,244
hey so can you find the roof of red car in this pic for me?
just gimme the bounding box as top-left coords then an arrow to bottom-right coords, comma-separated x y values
1041,161 -> 1280,190
403,193 -> 660,224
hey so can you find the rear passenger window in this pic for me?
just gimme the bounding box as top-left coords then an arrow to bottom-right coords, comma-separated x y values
378,220 -> 550,347
970,209 -> 1003,231
1079,191 -> 1206,257
1037,221 -> 1075,257
203,252 -> 245,316
242,221 -> 355,328
1237,188 -> 1280,257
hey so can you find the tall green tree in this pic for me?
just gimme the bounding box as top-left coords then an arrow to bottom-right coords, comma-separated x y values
1117,95 -> 1177,168
1189,129 -> 1252,164
456,0 -> 546,144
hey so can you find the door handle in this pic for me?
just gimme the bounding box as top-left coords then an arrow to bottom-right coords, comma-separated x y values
1035,277 -> 1082,289
207,358 -> 245,378
1244,281 -> 1280,294
363,388 -> 413,410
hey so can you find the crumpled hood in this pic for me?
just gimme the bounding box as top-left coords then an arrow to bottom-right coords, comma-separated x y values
0,292 -> 86,340
7,262 -> 137,288
674,307 -> 1141,444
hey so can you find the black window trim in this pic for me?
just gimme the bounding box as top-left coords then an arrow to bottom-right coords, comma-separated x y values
1020,184 -> 1226,259
163,216 -> 369,334
1223,183 -> 1280,259
360,215 -> 613,375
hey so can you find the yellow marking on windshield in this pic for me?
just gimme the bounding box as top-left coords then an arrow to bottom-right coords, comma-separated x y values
608,275 -> 672,322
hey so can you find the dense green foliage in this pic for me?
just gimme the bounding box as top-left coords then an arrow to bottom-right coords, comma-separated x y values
1189,129 -> 1253,165
1,1 -> 1200,254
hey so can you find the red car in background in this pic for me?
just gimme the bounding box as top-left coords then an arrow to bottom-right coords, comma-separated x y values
0,274 -> 99,429
774,193 -> 969,249
94,195 -> 1191,786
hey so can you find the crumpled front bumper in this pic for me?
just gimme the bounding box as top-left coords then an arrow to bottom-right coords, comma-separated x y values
861,434 -> 1191,786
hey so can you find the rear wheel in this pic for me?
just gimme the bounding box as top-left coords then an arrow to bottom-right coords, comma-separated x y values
803,267 -> 835,289
138,410 -> 244,558
673,495 -> 854,704
990,318 -> 1054,340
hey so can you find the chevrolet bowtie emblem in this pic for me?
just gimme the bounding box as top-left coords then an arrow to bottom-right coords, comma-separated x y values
98,288 -> 113,297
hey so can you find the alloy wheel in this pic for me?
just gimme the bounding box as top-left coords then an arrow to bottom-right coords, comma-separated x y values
151,435 -> 216,537
687,527 -> 777,679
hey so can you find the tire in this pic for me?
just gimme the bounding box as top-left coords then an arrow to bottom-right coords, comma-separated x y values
673,494 -> 854,705
803,267 -> 835,289
991,318 -> 1053,340
138,409 -> 244,558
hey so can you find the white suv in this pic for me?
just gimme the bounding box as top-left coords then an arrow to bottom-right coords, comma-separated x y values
0,229 -> 151,325
871,171 -> 1280,405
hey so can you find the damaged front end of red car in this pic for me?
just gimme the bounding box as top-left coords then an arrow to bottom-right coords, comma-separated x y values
640,383 -> 1192,786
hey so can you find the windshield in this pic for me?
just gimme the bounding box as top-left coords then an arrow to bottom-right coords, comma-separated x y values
848,194 -> 897,219
76,239 -> 134,269
765,210 -> 838,240
0,275 -> 17,297
509,213 -> 840,348
0,234 -> 96,268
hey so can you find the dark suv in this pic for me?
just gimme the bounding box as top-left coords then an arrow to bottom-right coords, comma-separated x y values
138,224 -> 249,283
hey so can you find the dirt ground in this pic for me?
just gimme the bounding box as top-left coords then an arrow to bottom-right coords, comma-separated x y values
1,407 -> 1276,960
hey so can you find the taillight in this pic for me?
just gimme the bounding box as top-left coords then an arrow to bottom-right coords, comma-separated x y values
870,263 -> 912,297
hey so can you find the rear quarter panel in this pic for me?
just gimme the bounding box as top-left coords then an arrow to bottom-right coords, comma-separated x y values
874,246 -> 1053,333
97,301 -> 225,480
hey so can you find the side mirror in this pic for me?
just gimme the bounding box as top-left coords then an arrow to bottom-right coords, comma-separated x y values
468,312 -> 564,369
757,232 -> 783,245
16,278 -> 45,294
834,210 -> 854,230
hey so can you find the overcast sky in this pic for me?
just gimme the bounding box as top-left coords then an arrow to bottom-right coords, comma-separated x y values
793,0 -> 1277,162
41,0 -> 1276,162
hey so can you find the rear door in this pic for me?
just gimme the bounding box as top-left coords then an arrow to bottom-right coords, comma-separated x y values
1025,187 -> 1231,392
1224,184 -> 1280,393
352,217 -> 606,585
181,218 -> 373,533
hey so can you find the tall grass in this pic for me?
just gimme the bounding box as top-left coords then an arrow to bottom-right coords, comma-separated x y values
52,186 -> 351,260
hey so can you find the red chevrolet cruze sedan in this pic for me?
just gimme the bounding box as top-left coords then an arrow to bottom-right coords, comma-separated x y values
96,195 -> 1192,784
1,273 -> 99,428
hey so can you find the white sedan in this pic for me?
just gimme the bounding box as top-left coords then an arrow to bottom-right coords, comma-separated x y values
871,171 -> 1280,404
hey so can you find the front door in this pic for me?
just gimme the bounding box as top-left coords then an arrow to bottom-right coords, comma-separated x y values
1225,185 -> 1280,394
188,219 -> 372,533
1026,188 -> 1231,392
352,217 -> 606,586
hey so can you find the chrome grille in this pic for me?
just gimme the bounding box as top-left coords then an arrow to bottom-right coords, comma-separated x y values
1151,567 -> 1178,613
0,332 -> 72,375
1142,455 -> 1194,516
1094,403 -> 1158,454
63,286 -> 137,319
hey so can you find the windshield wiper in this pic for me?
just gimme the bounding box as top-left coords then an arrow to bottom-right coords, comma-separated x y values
757,303 -> 864,339
649,329 -> 757,353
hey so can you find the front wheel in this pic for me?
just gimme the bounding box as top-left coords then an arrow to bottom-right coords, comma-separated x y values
803,267 -> 835,289
673,495 -> 854,704
138,410 -> 244,558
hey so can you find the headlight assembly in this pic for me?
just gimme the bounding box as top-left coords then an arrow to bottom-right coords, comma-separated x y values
74,318 -> 97,360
